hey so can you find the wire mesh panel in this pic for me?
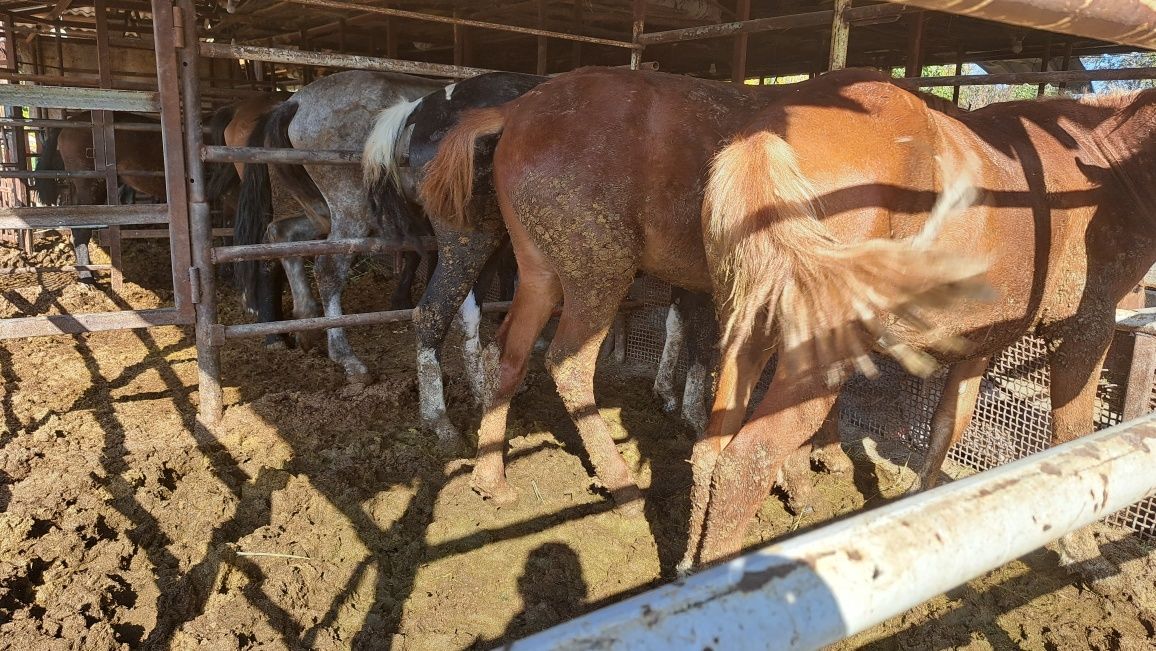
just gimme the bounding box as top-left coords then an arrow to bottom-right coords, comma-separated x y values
620,274 -> 1156,542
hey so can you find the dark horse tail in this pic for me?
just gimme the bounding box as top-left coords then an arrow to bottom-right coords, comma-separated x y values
233,110 -> 275,314
32,127 -> 64,206
362,99 -> 433,253
205,103 -> 238,202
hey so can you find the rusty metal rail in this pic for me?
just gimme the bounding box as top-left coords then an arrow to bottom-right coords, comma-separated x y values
210,236 -> 439,264
200,145 -> 361,165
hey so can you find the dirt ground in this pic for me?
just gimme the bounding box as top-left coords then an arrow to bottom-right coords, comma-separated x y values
1,234 -> 1154,651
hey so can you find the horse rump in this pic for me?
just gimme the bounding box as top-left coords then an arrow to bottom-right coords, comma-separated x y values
704,129 -> 989,382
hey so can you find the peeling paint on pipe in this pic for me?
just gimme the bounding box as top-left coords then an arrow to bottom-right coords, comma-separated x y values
508,415 -> 1156,650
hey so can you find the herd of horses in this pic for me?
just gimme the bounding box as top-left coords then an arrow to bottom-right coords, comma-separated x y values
29,64 -> 1156,574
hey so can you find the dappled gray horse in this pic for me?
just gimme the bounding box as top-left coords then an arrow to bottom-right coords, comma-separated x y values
261,70 -> 445,383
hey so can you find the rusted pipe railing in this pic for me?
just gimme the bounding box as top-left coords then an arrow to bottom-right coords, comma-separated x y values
200,145 -> 360,165
199,42 -> 491,79
211,236 -> 439,264
281,0 -> 641,50
211,300 -> 656,344
639,3 -> 916,45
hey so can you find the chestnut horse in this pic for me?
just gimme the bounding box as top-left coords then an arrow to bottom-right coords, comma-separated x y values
33,112 -> 166,283
685,68 -> 1156,569
420,68 -> 978,512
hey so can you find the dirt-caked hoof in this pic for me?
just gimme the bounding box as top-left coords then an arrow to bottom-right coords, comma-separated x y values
432,421 -> 467,458
295,330 -> 323,353
471,473 -> 519,505
346,370 -> 375,387
813,445 -> 855,476
611,484 -> 645,517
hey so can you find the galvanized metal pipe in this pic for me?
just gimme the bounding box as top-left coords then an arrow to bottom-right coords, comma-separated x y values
511,415 -> 1156,650
886,0 -> 1156,51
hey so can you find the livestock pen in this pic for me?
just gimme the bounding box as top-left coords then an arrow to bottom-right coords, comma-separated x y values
0,0 -> 1155,649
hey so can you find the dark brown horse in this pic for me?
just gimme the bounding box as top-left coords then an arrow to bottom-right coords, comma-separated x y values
34,112 -> 166,282
420,68 -> 977,514
686,69 -> 1156,569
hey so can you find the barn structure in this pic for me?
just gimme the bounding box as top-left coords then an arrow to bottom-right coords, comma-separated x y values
0,0 -> 1155,648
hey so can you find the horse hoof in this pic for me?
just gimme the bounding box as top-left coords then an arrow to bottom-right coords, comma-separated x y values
433,422 -> 467,458
813,445 -> 855,476
295,331 -> 323,353
471,474 -> 519,505
264,337 -> 289,351
346,370 -> 375,386
611,484 -> 645,517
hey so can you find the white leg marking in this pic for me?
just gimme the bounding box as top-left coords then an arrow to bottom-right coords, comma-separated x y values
681,361 -> 709,433
417,345 -> 461,447
654,305 -> 684,413
457,290 -> 485,404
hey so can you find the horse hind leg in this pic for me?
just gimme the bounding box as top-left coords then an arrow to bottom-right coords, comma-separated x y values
71,227 -> 96,284
653,302 -> 685,415
547,277 -> 645,515
414,230 -> 505,451
471,266 -> 562,504
313,218 -> 373,385
390,251 -> 422,311
266,215 -> 323,351
1046,317 -> 1118,588
910,356 -> 989,493
680,291 -> 717,435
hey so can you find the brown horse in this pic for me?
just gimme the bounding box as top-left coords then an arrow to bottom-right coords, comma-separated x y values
686,68 -> 1156,569
420,68 -> 978,514
34,112 -> 166,282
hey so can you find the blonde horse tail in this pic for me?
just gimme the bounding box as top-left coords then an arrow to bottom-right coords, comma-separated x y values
705,130 -> 989,380
419,106 -> 506,229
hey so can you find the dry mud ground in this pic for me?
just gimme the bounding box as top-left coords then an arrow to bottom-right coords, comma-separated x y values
1,235 -> 1154,651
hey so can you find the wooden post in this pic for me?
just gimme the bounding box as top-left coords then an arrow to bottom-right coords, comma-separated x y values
952,44 -> 964,105
1037,36 -> 1052,96
905,12 -> 926,78
571,0 -> 582,69
386,5 -> 398,59
94,0 -> 123,290
828,0 -> 851,71
731,0 -> 752,82
536,0 -> 547,75
631,0 -> 646,70
453,10 -> 464,68
1123,332 -> 1156,421
1057,40 -> 1074,92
